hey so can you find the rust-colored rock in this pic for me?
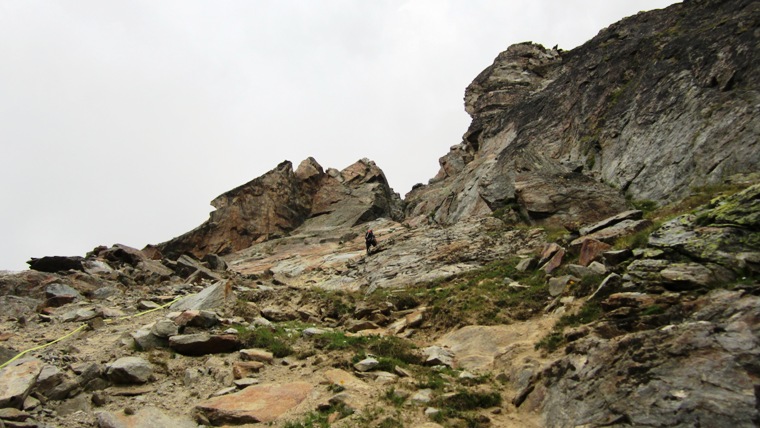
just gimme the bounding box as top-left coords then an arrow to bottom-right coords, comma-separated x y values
578,239 -> 612,267
232,361 -> 265,379
542,248 -> 565,274
156,158 -> 402,259
195,382 -> 312,424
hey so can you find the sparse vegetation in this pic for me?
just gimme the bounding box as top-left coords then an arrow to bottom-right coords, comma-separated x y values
235,325 -> 294,358
282,402 -> 353,428
536,301 -> 604,353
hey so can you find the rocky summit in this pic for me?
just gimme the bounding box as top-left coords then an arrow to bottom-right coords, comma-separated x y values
2,1 -> 759,427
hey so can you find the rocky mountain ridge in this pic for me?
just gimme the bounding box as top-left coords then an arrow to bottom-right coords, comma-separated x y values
1,0 -> 759,427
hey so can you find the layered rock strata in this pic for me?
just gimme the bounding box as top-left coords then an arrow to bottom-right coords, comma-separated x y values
406,0 -> 760,227
156,158 -> 403,259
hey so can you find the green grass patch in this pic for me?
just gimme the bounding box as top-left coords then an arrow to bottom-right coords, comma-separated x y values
535,332 -> 565,353
383,387 -> 407,407
314,332 -> 422,368
235,325 -> 294,358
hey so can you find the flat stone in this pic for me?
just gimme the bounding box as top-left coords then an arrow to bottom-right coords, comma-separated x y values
234,378 -> 259,388
579,210 -> 643,236
354,357 -> 379,372
240,348 -> 274,364
571,219 -> 653,248
195,382 -> 312,424
105,357 -> 153,384
302,327 -> 327,337
323,369 -> 371,391
346,320 -> 381,332
137,301 -> 161,310
0,359 -> 43,408
660,263 -> 718,288
232,361 -> 265,379
601,292 -> 657,311
96,406 -> 196,428
0,408 -> 31,421
169,333 -> 239,356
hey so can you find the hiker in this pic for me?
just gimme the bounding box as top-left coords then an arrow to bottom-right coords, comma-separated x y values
365,229 -> 377,255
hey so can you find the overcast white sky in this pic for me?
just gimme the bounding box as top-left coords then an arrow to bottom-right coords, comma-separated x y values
0,0 -> 679,271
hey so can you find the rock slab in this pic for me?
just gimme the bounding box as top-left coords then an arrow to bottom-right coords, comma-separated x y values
195,382 -> 312,424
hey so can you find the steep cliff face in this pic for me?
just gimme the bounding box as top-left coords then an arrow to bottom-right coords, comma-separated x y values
406,0 -> 760,227
156,158 -> 402,259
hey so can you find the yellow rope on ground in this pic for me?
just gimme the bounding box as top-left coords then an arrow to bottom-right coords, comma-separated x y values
0,324 -> 87,370
0,293 -> 192,371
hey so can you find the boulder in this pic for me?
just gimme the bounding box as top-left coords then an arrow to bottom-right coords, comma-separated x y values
195,382 -> 312,424
0,359 -> 43,408
130,328 -> 167,351
354,357 -> 379,372
27,256 -> 84,273
202,254 -> 228,271
100,244 -> 147,267
578,239 -> 612,267
516,256 -> 537,272
149,319 -> 178,338
82,260 -> 114,276
422,346 -> 455,368
168,333 -> 239,356
548,276 -> 578,297
170,281 -> 227,311
44,283 -> 82,306
105,357 -> 153,384
603,249 -> 633,266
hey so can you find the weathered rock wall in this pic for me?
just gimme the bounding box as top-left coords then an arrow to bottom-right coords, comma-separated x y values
156,158 -> 402,259
407,0 -> 760,227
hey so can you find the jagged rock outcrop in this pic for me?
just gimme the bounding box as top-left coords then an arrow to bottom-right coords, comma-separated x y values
406,0 -> 759,227
156,158 -> 402,259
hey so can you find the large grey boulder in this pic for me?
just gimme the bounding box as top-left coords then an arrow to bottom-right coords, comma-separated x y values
105,357 -> 153,384
170,281 -> 227,311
